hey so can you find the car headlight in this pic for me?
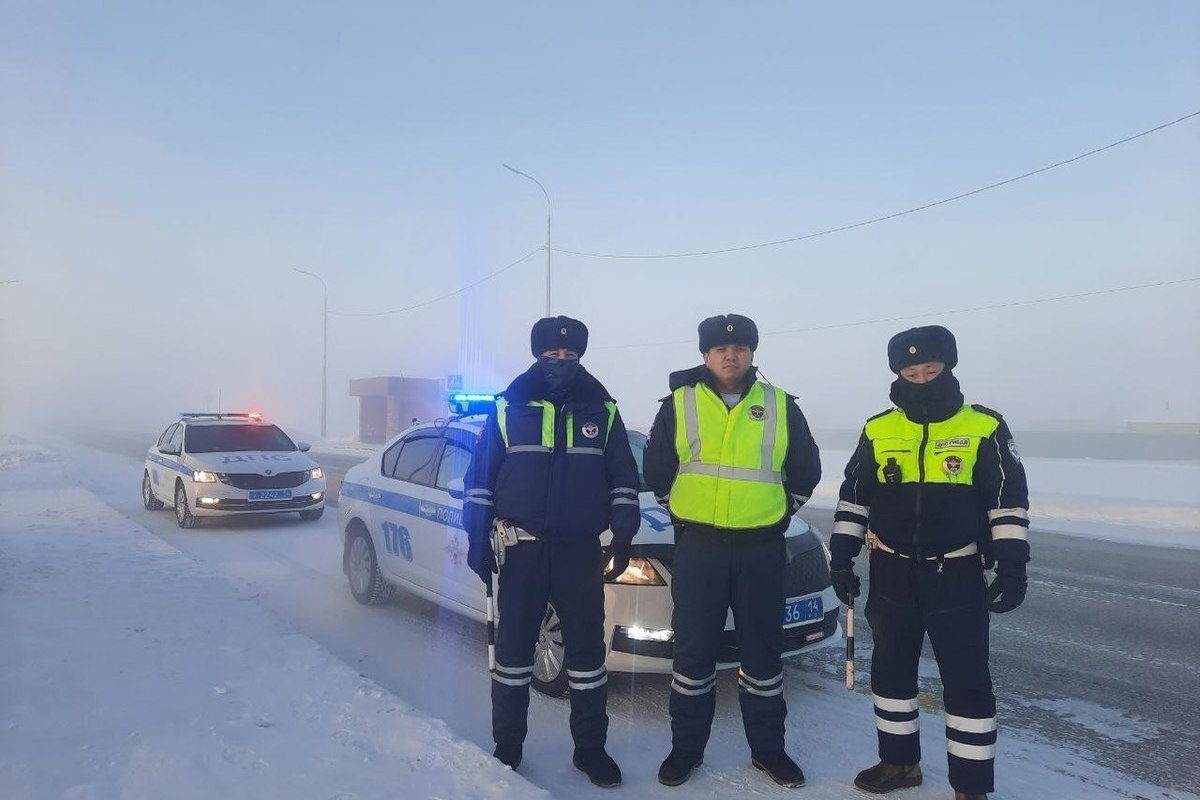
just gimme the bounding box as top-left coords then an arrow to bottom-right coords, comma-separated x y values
309,467 -> 324,480
193,471 -> 218,483
605,557 -> 666,586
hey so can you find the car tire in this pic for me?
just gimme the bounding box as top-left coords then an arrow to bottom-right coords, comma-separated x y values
346,526 -> 392,606
531,603 -> 569,697
142,471 -> 164,511
299,508 -> 324,521
174,481 -> 197,529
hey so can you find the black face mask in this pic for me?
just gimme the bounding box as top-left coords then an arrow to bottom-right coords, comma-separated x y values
537,355 -> 581,397
889,370 -> 964,423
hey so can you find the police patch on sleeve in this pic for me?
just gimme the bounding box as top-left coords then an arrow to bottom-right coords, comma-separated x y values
1007,439 -> 1021,463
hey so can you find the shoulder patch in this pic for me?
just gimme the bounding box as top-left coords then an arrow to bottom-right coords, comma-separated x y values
971,404 -> 1004,420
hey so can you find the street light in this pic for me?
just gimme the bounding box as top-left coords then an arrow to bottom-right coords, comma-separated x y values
503,164 -> 552,316
292,269 -> 328,439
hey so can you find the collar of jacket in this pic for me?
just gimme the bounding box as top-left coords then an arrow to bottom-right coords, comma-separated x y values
503,361 -> 614,404
667,364 -> 759,396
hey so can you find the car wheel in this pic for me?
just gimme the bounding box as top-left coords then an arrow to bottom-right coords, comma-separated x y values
142,471 -> 164,511
531,603 -> 569,697
299,508 -> 324,521
347,527 -> 392,606
174,482 -> 197,529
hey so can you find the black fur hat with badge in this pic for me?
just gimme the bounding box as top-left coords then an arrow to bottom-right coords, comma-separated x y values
530,315 -> 588,358
698,313 -> 759,352
887,325 -> 958,373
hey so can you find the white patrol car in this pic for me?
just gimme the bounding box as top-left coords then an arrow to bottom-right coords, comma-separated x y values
142,412 -> 327,528
338,412 -> 840,696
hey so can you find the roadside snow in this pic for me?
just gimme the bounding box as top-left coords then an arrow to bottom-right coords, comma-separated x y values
0,435 -> 544,800
810,449 -> 1200,548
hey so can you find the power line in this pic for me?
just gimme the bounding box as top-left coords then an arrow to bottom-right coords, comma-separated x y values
557,110 -> 1200,260
331,248 -> 543,318
593,276 -> 1200,351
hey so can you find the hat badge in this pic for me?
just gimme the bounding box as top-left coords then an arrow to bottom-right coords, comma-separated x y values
561,327 -> 567,335
726,324 -> 734,332
908,345 -> 917,354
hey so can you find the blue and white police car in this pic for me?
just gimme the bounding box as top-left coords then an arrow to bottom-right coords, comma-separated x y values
143,412 -> 327,528
338,398 -> 839,696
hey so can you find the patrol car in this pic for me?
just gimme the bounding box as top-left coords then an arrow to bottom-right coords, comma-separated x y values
338,411 -> 840,696
143,412 -> 327,528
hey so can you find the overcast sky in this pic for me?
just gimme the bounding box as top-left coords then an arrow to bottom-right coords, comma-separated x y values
2,1 -> 1197,438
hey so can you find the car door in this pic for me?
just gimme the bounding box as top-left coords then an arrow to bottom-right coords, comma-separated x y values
374,430 -> 444,588
431,426 -> 481,609
151,423 -> 183,498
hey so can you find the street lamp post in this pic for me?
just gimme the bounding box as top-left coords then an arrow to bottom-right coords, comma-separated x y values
292,269 -> 328,439
503,164 -> 552,316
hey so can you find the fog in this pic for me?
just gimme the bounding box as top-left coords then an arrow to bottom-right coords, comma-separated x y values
2,2 -> 1198,441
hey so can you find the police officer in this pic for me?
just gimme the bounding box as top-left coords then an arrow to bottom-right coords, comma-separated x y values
644,314 -> 821,789
463,316 -> 641,788
830,325 -> 1030,800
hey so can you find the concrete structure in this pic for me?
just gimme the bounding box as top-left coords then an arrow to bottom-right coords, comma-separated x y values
349,377 -> 446,444
1126,420 -> 1200,435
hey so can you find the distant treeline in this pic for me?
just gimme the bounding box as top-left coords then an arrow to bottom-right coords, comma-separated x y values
812,430 -> 1200,462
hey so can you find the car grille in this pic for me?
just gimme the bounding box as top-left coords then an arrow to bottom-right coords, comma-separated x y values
219,471 -> 310,489
783,545 -> 831,596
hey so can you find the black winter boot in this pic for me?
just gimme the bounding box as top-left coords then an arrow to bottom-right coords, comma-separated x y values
751,750 -> 806,788
657,748 -> 704,786
573,747 -> 622,788
853,761 -> 923,793
493,742 -> 522,769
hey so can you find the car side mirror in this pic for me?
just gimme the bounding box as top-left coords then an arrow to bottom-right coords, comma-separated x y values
159,444 -> 180,456
297,442 -> 311,452
447,477 -> 465,499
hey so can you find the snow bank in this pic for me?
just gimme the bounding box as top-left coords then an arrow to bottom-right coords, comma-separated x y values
810,449 -> 1200,548
0,436 -> 544,800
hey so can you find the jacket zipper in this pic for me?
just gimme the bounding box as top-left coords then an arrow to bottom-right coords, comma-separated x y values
914,412 -> 929,556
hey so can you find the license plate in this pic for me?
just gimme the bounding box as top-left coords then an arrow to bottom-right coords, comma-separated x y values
783,596 -> 823,627
249,489 -> 292,501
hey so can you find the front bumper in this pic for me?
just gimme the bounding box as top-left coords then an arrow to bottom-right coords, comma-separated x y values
191,479 -> 326,515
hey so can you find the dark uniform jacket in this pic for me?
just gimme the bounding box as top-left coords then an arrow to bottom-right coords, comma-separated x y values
833,403 -> 1029,564
464,363 -> 641,545
643,365 -> 822,537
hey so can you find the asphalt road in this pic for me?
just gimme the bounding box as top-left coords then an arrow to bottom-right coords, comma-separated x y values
64,428 -> 1200,793
793,506 -> 1200,794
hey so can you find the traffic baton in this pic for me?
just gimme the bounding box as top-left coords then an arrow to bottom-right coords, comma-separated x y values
845,596 -> 855,691
486,574 -> 496,672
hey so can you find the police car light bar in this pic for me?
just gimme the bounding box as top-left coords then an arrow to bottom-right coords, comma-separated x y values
447,393 -> 497,416
177,411 -> 265,421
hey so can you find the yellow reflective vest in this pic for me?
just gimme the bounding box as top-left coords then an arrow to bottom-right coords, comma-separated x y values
668,381 -> 790,529
865,405 -> 1000,489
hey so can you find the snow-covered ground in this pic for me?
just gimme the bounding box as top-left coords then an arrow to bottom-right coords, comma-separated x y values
809,449 -> 1200,549
0,436 -> 544,800
1,431 -> 1196,800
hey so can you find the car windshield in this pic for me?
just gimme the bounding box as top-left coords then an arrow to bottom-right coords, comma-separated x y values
184,424 -> 296,454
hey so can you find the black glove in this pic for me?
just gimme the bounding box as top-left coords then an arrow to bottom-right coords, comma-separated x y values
468,536 -> 497,585
987,564 -> 1027,613
602,540 -> 632,581
830,568 -> 860,606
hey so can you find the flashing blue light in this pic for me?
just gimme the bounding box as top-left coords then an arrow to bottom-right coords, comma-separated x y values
450,393 -> 496,403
